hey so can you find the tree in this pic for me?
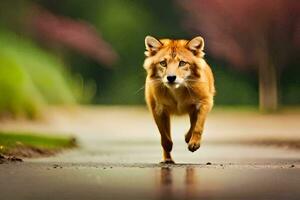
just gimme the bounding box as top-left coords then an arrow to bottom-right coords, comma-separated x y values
178,0 -> 299,111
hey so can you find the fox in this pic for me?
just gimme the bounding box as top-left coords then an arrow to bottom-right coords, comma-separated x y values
143,36 -> 215,164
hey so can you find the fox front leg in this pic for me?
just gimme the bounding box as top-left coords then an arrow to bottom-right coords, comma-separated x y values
187,99 -> 213,152
152,109 -> 174,164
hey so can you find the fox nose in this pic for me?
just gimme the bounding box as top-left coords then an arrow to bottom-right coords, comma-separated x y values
167,75 -> 176,83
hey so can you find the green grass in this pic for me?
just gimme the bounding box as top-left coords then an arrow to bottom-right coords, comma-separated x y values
0,131 -> 76,154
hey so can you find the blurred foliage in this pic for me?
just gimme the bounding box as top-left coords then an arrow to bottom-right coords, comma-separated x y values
0,30 -> 91,118
281,63 -> 300,105
0,0 -> 298,118
209,59 -> 258,105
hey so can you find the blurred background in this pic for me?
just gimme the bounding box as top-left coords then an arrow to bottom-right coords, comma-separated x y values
0,0 -> 299,118
1,2 -> 300,198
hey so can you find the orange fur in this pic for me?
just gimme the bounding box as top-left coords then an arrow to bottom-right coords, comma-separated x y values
143,36 -> 215,163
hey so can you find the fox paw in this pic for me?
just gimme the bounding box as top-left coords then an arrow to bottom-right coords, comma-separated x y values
188,140 -> 200,152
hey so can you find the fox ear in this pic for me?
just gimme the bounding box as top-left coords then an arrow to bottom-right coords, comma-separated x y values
187,36 -> 205,56
145,36 -> 162,56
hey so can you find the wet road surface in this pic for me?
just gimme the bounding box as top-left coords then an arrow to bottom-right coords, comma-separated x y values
1,107 -> 300,200
1,162 -> 300,200
1,139 -> 300,200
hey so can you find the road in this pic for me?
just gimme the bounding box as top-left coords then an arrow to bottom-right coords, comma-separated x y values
0,106 -> 300,200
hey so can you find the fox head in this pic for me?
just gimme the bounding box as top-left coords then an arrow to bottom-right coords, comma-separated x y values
143,36 -> 206,88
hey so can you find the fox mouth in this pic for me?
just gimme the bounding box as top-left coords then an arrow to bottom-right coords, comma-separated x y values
165,82 -> 181,89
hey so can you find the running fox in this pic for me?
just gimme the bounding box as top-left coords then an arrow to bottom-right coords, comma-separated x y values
143,36 -> 215,163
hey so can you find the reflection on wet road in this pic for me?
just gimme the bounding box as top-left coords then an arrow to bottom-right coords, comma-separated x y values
154,166 -> 300,200
156,167 -> 199,200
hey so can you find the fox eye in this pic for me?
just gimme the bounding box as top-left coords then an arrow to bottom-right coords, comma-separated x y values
179,61 -> 187,67
159,60 -> 167,67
